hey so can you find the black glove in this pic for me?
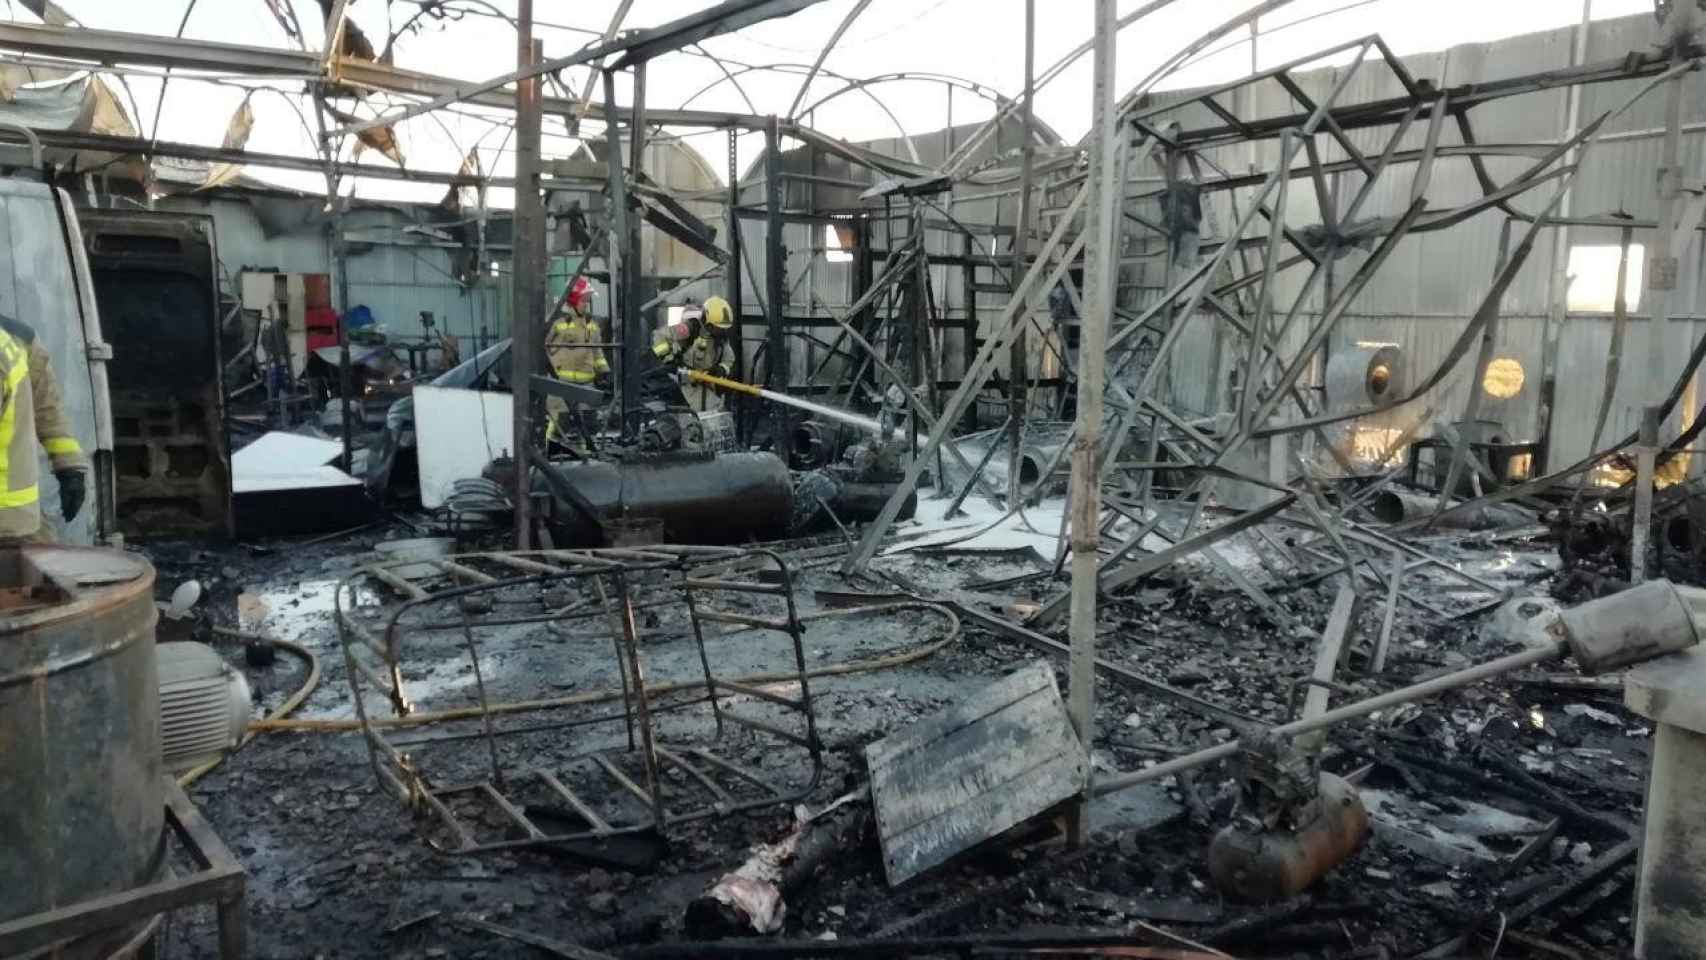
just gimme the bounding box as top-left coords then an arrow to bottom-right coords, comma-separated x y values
594,370 -> 611,391
56,469 -> 86,521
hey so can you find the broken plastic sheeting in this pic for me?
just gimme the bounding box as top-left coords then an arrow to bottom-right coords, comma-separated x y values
200,95 -> 256,191
690,793 -> 864,936
701,817 -> 803,935
698,873 -> 787,936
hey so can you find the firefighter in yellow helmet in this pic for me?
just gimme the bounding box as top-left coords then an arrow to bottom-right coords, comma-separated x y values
651,295 -> 735,412
0,317 -> 86,543
543,276 -> 609,447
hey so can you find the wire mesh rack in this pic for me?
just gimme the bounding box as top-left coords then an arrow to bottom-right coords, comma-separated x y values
335,544 -> 824,855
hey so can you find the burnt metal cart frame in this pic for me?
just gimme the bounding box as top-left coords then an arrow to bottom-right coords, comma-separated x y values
336,544 -> 825,855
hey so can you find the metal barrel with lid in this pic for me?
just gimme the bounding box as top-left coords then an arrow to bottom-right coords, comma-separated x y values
0,545 -> 161,958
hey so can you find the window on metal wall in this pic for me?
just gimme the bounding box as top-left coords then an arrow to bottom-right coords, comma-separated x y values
1567,244 -> 1644,312
824,223 -> 854,264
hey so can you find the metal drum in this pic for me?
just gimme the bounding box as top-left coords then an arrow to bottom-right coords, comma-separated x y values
0,545 -> 161,957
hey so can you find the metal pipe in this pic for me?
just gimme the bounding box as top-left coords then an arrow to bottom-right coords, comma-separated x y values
1093,641 -> 1566,797
1370,490 -> 1529,530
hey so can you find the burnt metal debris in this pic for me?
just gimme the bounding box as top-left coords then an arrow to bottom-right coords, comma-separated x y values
22,1 -> 1706,957
337,545 -> 826,854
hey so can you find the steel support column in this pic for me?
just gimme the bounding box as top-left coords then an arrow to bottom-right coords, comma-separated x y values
629,62 -> 651,434
764,116 -> 791,463
602,71 -> 639,439
726,128 -> 747,428
1009,0 -> 1036,504
1635,28 -> 1694,582
307,89 -> 355,475
511,8 -> 543,550
1065,0 -> 1120,846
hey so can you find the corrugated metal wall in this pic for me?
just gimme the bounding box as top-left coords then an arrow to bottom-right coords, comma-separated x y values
153,193 -> 512,352
1120,11 -> 1706,472
139,139 -> 723,359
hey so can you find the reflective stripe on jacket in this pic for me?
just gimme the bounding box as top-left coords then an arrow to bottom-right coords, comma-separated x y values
0,327 -> 40,537
544,311 -> 608,383
28,339 -> 85,471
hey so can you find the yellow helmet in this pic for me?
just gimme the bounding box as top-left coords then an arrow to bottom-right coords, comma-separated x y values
702,295 -> 733,331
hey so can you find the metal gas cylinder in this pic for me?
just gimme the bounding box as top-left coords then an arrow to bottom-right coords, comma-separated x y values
1207,772 -> 1370,902
0,545 -> 161,957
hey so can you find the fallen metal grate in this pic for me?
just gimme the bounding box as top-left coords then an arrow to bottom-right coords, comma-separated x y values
336,545 -> 824,855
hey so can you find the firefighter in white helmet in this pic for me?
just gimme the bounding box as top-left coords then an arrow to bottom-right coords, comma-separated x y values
651,295 -> 735,412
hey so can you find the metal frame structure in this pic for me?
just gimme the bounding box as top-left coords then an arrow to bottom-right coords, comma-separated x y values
844,30 -> 1703,578
721,17 -> 1706,836
8,0 -> 1705,867
336,545 -> 825,854
0,779 -> 246,959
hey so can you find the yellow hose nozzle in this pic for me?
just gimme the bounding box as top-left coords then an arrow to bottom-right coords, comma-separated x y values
686,369 -> 763,397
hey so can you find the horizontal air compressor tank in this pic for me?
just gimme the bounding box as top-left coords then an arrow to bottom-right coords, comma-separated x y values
544,452 -> 794,546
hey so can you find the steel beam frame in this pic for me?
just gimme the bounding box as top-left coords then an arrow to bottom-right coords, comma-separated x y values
324,0 -> 827,138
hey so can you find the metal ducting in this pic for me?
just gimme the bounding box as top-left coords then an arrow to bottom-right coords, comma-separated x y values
1326,343 -> 1405,409
157,641 -> 251,774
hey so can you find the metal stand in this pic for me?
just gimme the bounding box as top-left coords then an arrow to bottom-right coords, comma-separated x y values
0,779 -> 246,959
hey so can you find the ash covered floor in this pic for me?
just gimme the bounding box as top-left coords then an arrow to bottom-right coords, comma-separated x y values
143,497 -> 1656,960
